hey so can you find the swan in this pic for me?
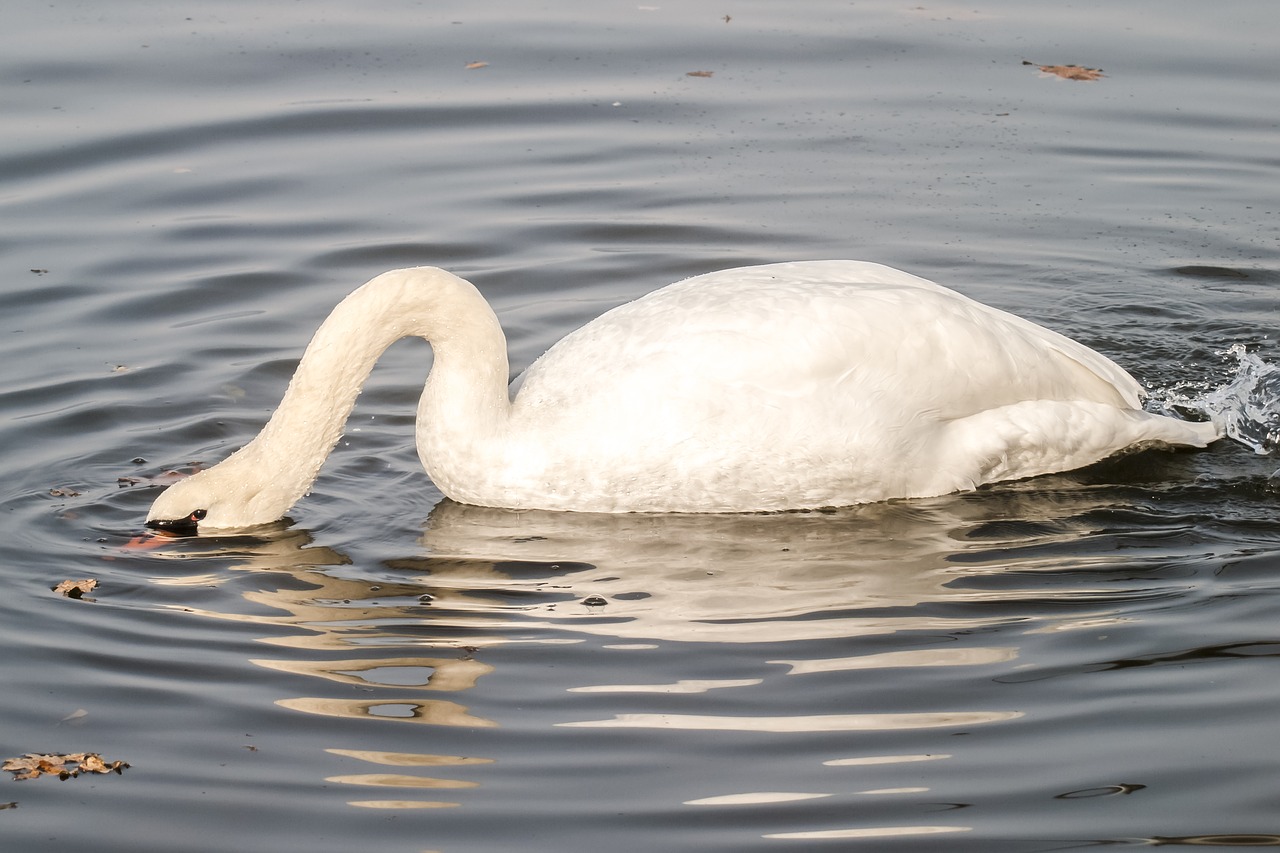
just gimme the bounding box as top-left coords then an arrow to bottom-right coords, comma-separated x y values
146,261 -> 1220,533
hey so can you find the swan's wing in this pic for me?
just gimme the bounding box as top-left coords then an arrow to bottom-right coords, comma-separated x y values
742,261 -> 1144,409
935,399 -> 1219,494
928,285 -> 1145,409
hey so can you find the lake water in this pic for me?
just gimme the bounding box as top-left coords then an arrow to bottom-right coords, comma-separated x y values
3,1 -> 1279,850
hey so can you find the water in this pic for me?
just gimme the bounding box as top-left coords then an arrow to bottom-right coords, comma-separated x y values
1153,345 -> 1280,455
2,1 -> 1279,850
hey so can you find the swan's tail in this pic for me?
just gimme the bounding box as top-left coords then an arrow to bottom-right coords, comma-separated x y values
1147,414 -> 1221,448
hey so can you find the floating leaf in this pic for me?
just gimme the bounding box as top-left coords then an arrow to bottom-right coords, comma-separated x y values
60,709 -> 89,726
1023,60 -> 1104,81
52,579 -> 98,599
3,752 -> 130,781
49,487 -> 81,498
686,70 -> 714,78
464,61 -> 489,70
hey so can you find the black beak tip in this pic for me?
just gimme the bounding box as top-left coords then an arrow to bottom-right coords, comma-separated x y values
145,517 -> 199,536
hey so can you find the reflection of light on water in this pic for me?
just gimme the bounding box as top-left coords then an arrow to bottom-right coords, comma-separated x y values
559,710 -> 1020,732
823,754 -> 951,766
1025,614 -> 1134,634
765,825 -> 971,839
326,749 -> 493,767
250,656 -> 493,691
348,801 -> 458,811
568,678 -> 761,694
327,773 -> 478,789
325,749 -> 492,811
686,792 -> 832,806
683,752 -> 960,839
771,646 -> 1016,674
276,696 -> 496,727
146,572 -> 228,587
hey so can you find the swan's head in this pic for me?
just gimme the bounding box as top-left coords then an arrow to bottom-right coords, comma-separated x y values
145,459 -> 295,535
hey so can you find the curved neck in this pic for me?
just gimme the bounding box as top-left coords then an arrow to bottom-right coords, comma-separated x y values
238,267 -> 511,509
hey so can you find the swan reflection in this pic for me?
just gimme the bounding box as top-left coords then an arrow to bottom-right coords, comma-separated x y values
405,489 -> 1135,644
154,486 -> 1155,683
140,484 -> 1169,816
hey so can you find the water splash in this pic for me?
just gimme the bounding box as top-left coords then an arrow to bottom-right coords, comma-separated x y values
1149,344 -> 1280,455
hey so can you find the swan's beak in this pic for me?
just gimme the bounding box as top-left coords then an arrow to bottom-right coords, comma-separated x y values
144,517 -> 200,536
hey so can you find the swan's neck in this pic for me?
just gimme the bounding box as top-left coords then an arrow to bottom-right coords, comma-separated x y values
234,267 -> 510,515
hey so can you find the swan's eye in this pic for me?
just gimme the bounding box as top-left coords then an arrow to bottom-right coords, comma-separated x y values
189,509 -> 208,522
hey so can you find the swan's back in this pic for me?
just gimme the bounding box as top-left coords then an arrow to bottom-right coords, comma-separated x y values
515,261 -> 1136,419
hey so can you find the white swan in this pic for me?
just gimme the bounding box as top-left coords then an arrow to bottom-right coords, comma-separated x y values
146,261 -> 1220,533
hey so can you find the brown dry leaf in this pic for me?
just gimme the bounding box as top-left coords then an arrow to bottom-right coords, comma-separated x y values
1023,60 -> 1104,81
686,70 -> 714,78
52,579 -> 98,599
49,487 -> 81,498
3,752 -> 129,781
464,61 -> 489,70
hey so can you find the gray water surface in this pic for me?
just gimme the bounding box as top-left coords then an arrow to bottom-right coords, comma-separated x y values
2,2 -> 1279,851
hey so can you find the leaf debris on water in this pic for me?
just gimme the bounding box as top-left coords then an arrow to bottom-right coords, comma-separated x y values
52,579 -> 98,599
465,61 -> 489,69
49,487 -> 81,498
1023,60 -> 1104,81
4,752 -> 130,781
686,70 -> 714,78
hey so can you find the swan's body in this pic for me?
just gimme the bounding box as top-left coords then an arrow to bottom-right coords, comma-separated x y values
147,261 -> 1219,532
